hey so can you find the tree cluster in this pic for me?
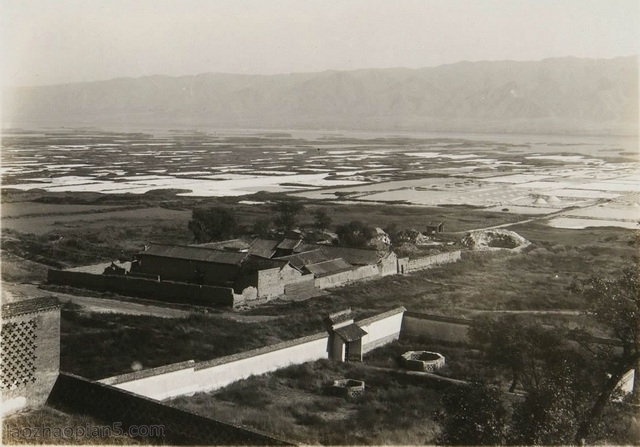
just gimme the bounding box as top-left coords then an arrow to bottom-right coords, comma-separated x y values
439,267 -> 639,445
188,201 -> 333,242
335,220 -> 377,248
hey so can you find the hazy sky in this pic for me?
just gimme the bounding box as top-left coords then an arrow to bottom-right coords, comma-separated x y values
2,0 -> 638,87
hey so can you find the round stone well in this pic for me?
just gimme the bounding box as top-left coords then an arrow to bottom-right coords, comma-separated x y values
401,351 -> 445,372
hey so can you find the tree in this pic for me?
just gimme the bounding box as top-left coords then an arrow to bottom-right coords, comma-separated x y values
188,207 -> 238,242
312,208 -> 332,230
469,308 -> 637,444
438,382 -> 507,445
509,383 -> 578,445
335,220 -> 377,248
271,201 -> 304,232
570,266 -> 640,443
469,315 -> 565,393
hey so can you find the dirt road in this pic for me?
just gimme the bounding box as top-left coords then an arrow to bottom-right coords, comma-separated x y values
3,283 -> 190,318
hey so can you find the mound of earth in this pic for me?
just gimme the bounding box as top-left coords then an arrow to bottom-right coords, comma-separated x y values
462,229 -> 530,251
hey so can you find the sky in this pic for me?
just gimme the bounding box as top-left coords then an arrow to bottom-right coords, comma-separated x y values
1,0 -> 638,87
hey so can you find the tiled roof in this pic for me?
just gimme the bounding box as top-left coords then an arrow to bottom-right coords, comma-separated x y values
2,297 -> 60,319
139,244 -> 247,265
246,239 -> 279,258
193,238 -> 279,259
277,238 -> 302,250
305,258 -> 353,277
334,323 -> 368,342
196,239 -> 250,251
241,256 -> 289,271
276,249 -> 328,269
315,245 -> 385,266
328,309 -> 355,325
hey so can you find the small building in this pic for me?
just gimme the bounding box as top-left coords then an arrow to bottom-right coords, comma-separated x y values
325,309 -> 368,362
1,297 -> 61,416
131,244 -> 306,299
425,222 -> 444,234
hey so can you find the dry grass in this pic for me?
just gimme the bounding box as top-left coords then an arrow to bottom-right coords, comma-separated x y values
168,358 -> 442,445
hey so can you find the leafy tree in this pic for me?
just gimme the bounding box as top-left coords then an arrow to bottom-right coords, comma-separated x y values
188,207 -> 238,242
438,382 -> 507,445
335,220 -> 377,248
469,315 -> 565,392
271,201 -> 304,232
570,266 -> 640,443
509,383 -> 578,445
312,208 -> 332,230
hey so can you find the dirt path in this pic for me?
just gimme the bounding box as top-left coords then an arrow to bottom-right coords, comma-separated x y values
457,308 -> 582,316
453,208 -> 568,234
368,365 -> 469,385
3,283 -> 190,318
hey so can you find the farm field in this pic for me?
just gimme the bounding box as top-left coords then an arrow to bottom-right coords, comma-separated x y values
2,129 -> 638,230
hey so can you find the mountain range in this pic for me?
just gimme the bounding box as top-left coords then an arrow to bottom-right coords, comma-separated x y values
3,56 -> 638,135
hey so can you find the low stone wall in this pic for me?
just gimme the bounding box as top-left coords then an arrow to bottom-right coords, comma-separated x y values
48,373 -> 292,445
47,269 -> 247,308
406,250 -> 461,273
402,311 -> 470,343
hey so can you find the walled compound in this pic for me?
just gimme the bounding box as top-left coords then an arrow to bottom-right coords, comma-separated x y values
46,236 -> 462,308
4,296 -> 634,445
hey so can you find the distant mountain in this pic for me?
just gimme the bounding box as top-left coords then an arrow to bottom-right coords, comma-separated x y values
3,56 -> 638,135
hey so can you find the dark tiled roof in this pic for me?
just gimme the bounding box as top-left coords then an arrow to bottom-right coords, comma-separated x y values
139,244 -> 247,265
241,256 -> 289,271
280,245 -> 386,267
196,239 -> 250,251
328,309 -> 355,325
305,258 -> 353,277
334,323 -> 368,342
316,245 -> 385,266
2,297 -> 60,319
276,249 -> 328,269
246,239 -> 279,258
277,239 -> 302,250
193,238 -> 279,259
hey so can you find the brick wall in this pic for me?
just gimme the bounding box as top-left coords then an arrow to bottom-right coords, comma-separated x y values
47,269 -> 238,307
1,299 -> 60,416
257,267 -> 286,298
379,252 -> 399,276
47,373 -> 293,445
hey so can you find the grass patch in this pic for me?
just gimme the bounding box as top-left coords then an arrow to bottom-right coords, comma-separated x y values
168,358 -> 442,445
